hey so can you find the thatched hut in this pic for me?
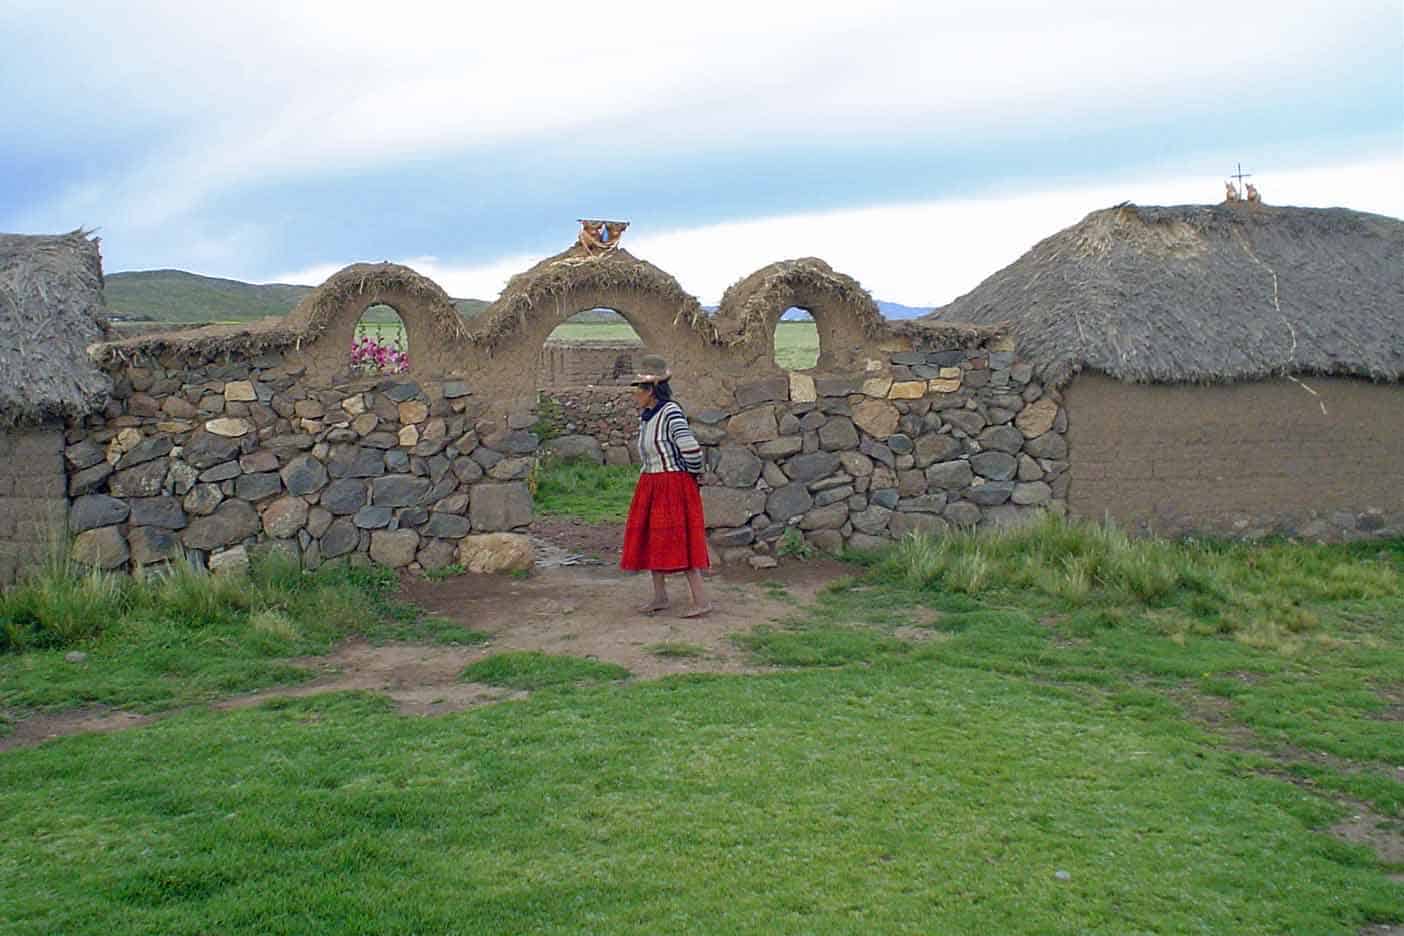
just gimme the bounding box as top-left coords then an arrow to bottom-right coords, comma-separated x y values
925,202 -> 1404,538
0,231 -> 113,584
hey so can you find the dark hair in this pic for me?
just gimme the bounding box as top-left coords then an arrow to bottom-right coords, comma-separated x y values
650,379 -> 673,403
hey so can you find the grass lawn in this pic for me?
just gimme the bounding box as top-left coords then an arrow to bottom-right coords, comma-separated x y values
1,522 -> 1400,934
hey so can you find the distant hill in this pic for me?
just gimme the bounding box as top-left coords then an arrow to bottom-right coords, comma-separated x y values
104,270 -> 490,324
103,269 -> 928,326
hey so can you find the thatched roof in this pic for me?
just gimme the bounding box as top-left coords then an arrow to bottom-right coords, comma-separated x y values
0,231 -> 112,427
714,257 -> 886,345
888,318 -> 1005,349
925,203 -> 1404,384
472,244 -> 714,349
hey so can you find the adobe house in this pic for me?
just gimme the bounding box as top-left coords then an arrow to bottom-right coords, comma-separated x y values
0,232 -> 113,584
929,202 -> 1404,539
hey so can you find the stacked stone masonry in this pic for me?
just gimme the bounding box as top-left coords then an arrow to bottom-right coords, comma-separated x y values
0,427 -> 68,587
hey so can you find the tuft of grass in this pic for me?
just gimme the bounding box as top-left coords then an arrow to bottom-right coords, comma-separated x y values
460,651 -> 630,690
531,458 -> 639,523
422,563 -> 466,581
776,528 -> 814,560
646,642 -> 709,659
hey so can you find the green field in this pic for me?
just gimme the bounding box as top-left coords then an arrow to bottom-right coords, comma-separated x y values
354,319 -> 822,370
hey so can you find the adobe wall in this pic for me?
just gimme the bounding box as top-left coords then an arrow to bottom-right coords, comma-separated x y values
1064,373 -> 1404,540
539,340 -> 639,390
0,426 -> 68,587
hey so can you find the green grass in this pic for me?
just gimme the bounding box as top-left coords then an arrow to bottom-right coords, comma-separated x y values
460,651 -> 630,690
1,521 -> 1400,934
0,554 -> 481,717
646,642 -> 710,659
531,458 -> 639,523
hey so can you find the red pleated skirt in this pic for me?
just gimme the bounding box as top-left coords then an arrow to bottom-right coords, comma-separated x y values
620,471 -> 710,573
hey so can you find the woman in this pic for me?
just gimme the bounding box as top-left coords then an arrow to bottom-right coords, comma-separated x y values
620,354 -> 711,618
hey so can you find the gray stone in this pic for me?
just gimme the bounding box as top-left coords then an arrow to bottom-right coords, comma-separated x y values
128,496 -> 187,530
801,503 -> 849,530
471,447 -> 505,470
777,412 -> 801,436
983,504 -> 1043,531
850,505 -> 893,535
66,440 -> 105,470
977,426 -> 1025,455
70,494 -> 130,532
442,381 -> 471,399
72,526 -> 128,569
236,472 -> 283,501
1011,481 -> 1052,506
1023,432 -> 1068,460
734,377 -> 789,408
709,526 -> 756,548
109,459 -> 169,498
859,437 -> 895,469
898,493 -> 948,514
798,411 -> 828,432
208,545 -> 251,577
726,406 -> 778,444
362,432 -> 398,450
810,472 -> 854,492
328,445 -> 386,479
814,485 -> 855,507
383,382 -> 422,402
353,506 -> 394,529
761,461 -> 789,488
417,539 -> 460,570
183,483 -> 223,516
397,506 -> 429,528
280,454 -> 329,494
897,470 -> 927,497
890,351 -> 926,365
970,451 -> 1018,481
69,461 -> 114,496
452,457 -> 484,483
369,530 -> 420,568
846,532 -> 891,552
384,449 -> 410,473
870,488 -> 900,510
693,424 -> 727,445
182,500 -> 261,550
183,432 -> 242,469
434,493 -> 469,515
166,460 -> 199,496
488,457 -> 532,481
925,350 -> 965,366
1017,454 -> 1044,481
814,376 -> 857,397
944,501 -> 982,527
784,451 -> 841,483
839,451 -> 874,477
320,519 -> 360,558
967,481 -> 1015,506
818,417 -> 860,451
925,460 -> 974,490
748,554 -> 779,570
371,475 -> 432,507
239,450 -> 280,474
469,482 -> 533,532
322,478 -> 369,515
914,434 -> 962,468
766,482 -> 813,522
700,487 -> 767,528
696,408 -> 729,425
543,434 -> 605,465
483,430 -> 540,455
886,434 -> 914,455
941,410 -> 987,436
307,506 -> 333,538
116,435 -> 174,470
716,447 -> 763,487
128,526 -> 183,566
424,512 -> 470,539
199,460 -> 242,483
755,437 -> 803,459
889,512 -> 948,538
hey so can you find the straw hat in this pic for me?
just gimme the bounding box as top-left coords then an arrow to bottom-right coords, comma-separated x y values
631,354 -> 672,385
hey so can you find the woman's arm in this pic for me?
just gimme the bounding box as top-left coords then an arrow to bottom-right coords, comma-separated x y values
664,404 -> 704,474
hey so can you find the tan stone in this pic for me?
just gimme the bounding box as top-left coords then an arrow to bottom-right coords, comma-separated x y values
990,334 -> 1016,353
852,398 -> 900,438
116,427 -> 142,451
209,545 -> 250,576
887,380 -> 926,400
224,381 -> 257,402
928,377 -> 962,393
788,372 -> 817,403
398,425 -> 420,447
456,533 -> 533,574
293,399 -> 324,419
370,530 -> 421,568
352,413 -> 379,436
299,419 -> 323,434
398,401 -> 429,424
341,394 -> 366,416
726,406 -> 778,444
156,420 -> 194,433
938,366 -> 962,379
206,417 -> 251,437
861,377 -> 893,398
1015,399 -> 1059,438
421,418 -> 447,442
72,527 -> 128,569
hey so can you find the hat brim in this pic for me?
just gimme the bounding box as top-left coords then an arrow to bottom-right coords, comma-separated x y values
630,371 -> 671,385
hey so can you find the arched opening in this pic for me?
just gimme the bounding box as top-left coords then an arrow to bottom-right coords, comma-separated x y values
775,306 -> 819,370
540,308 -> 643,390
351,303 -> 409,375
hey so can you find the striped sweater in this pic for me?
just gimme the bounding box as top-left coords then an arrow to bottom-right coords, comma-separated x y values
637,401 -> 704,474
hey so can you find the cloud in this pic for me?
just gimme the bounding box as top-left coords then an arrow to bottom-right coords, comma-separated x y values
267,153 -> 1404,307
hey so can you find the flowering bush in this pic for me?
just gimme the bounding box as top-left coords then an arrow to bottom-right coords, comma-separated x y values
350,331 -> 409,375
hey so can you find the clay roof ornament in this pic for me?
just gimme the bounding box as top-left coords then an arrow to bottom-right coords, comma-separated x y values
577,219 -> 630,254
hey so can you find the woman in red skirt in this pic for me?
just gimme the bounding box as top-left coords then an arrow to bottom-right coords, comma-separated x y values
620,354 -> 711,618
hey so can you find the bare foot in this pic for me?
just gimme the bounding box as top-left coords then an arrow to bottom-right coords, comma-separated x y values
638,600 -> 670,614
680,604 -> 712,619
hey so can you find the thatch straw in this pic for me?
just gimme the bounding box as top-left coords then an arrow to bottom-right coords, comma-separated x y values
925,203 -> 1404,385
90,318 -> 301,368
713,258 -> 887,345
471,245 -> 715,350
0,231 -> 112,427
888,318 -> 1004,349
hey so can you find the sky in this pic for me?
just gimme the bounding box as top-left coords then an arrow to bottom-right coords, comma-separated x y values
2,0 -> 1401,307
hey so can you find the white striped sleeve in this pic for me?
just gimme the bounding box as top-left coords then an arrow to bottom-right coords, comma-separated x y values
664,404 -> 704,474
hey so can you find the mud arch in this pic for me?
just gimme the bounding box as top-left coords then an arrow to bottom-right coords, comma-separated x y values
285,263 -> 471,383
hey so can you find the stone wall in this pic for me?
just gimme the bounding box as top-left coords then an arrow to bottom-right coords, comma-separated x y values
542,387 -> 640,466
690,338 -> 1069,561
1065,373 -> 1404,541
63,354 -> 537,576
539,341 -> 639,390
0,426 -> 68,587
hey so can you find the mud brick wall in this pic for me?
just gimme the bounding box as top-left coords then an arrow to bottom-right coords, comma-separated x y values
62,354 -> 538,576
1065,373 -> 1404,540
693,338 -> 1070,561
538,341 -> 639,390
0,426 -> 68,587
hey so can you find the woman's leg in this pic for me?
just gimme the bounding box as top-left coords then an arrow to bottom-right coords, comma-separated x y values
681,568 -> 711,617
639,571 -> 670,613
